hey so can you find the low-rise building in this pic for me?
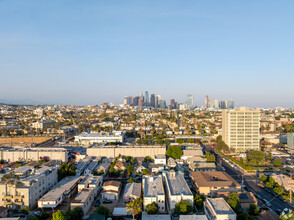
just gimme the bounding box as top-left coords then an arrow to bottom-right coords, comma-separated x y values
154,154 -> 166,165
163,171 -> 193,211
191,171 -> 241,196
0,166 -> 58,209
217,191 -> 257,209
101,181 -> 122,201
83,161 -> 98,176
74,131 -> 124,146
189,162 -> 216,172
78,175 -> 103,197
167,157 -> 177,168
204,198 -> 236,220
71,188 -> 95,215
123,182 -> 142,203
38,176 -> 81,209
143,176 -> 165,213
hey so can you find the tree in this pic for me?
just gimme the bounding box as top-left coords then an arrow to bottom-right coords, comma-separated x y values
273,185 -> 284,195
58,162 -> 77,181
195,194 -> 205,210
205,152 -> 216,162
69,207 -> 84,220
273,159 -> 282,167
146,202 -> 159,214
259,174 -> 268,183
127,164 -> 134,176
247,151 -> 265,164
126,198 -> 142,220
248,203 -> 259,216
280,209 -> 294,220
52,210 -> 66,220
166,146 -> 183,159
96,205 -> 111,218
227,192 -> 241,212
267,150 -> 272,161
265,177 -> 275,189
174,200 -> 193,215
144,156 -> 153,163
176,138 -> 184,144
187,138 -> 195,143
142,169 -> 149,175
127,177 -> 136,183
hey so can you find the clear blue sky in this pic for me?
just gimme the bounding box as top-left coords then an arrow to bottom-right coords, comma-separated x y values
0,1 -> 294,107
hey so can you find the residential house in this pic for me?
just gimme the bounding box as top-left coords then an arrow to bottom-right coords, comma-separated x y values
167,157 -> 177,168
204,198 -> 236,220
123,182 -> 142,203
101,181 -> 122,201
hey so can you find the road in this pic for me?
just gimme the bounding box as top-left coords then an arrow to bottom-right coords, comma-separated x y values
202,144 -> 293,216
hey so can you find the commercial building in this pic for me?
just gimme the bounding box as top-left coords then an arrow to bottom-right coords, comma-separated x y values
222,107 -> 260,152
0,147 -> 68,162
87,145 -> 166,158
204,198 -> 236,220
190,171 -> 241,196
154,154 -> 166,165
75,131 -> 124,146
163,171 -> 193,211
143,175 -> 166,213
0,166 -> 58,209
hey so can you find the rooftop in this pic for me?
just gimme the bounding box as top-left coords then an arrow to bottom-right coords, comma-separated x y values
124,182 -> 141,198
144,176 -> 164,197
206,198 -> 235,215
71,188 -> 93,204
164,171 -> 192,196
191,171 -> 241,188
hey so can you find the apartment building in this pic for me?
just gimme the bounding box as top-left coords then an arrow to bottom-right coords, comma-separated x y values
123,182 -> 142,203
143,175 -> 166,213
78,175 -> 103,198
0,166 -> 58,209
222,107 -> 260,152
87,145 -> 166,158
204,198 -> 236,220
163,171 -> 193,211
0,147 -> 68,162
190,171 -> 241,196
38,176 -> 81,209
71,188 -> 95,215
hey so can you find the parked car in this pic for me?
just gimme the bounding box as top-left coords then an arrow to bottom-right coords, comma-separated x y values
95,200 -> 101,207
103,200 -> 112,204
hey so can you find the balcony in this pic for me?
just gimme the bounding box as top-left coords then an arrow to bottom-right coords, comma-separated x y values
3,201 -> 12,205
14,201 -> 23,206
3,195 -> 12,200
14,195 -> 23,200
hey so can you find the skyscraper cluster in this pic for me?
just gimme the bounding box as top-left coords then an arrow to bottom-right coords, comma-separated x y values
204,95 -> 234,110
124,91 -> 185,109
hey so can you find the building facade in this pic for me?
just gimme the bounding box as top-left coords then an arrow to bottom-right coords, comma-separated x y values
222,107 -> 260,152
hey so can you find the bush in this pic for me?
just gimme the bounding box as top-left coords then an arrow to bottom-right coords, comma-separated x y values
96,205 -> 111,217
174,200 -> 193,214
146,202 -> 159,214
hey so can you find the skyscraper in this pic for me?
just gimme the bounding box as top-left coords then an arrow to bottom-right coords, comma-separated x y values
185,94 -> 194,109
138,96 -> 144,107
170,99 -> 175,109
205,95 -> 209,108
145,91 -> 149,106
150,94 -> 155,108
222,107 -> 260,152
133,96 -> 139,106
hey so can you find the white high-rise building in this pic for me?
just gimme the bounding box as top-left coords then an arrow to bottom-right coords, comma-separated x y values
222,107 -> 260,152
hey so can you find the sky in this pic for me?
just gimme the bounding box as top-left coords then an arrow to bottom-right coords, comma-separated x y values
0,1 -> 294,108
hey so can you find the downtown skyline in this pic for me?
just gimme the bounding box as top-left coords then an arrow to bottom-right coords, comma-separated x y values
1,1 -> 294,108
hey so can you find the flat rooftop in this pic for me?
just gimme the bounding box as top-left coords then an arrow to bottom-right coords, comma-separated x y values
207,198 -> 235,215
164,171 -> 192,196
89,144 -> 165,149
144,176 -> 164,197
71,188 -> 93,204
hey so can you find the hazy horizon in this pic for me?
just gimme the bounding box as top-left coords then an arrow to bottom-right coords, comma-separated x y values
1,1 -> 294,108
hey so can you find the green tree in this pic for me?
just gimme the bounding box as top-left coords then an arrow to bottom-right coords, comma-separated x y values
144,156 -> 154,163
273,185 -> 284,195
126,198 -> 142,220
142,169 -> 149,175
176,138 -> 184,144
259,174 -> 268,183
66,207 -> 84,220
247,151 -> 265,164
127,177 -> 136,183
265,177 -> 275,188
146,202 -> 159,214
227,192 -> 241,212
187,138 -> 195,143
166,146 -> 183,159
52,210 -> 66,220
58,162 -> 77,181
195,194 -> 205,210
273,159 -> 282,167
280,210 -> 294,220
127,164 -> 134,176
96,205 -> 111,218
174,200 -> 193,215
248,203 -> 259,216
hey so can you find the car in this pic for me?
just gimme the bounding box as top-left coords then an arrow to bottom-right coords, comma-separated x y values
221,167 -> 226,171
256,195 -> 262,200
263,199 -> 271,207
95,200 -> 101,207
103,200 -> 112,204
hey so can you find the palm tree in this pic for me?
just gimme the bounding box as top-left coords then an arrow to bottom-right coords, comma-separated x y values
126,198 -> 142,220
